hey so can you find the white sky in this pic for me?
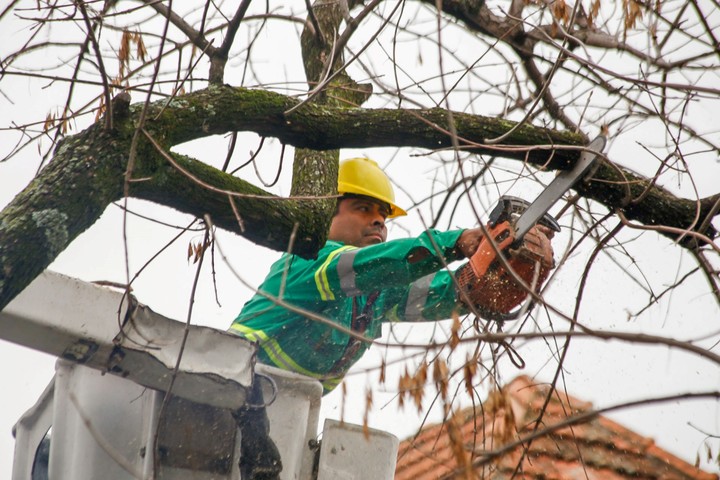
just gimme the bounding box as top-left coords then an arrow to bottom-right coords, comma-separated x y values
1,2 -> 719,478
2,142 -> 719,478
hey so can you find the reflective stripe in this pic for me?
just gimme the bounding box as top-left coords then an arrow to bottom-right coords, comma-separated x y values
314,245 -> 355,301
384,305 -> 402,323
230,323 -> 317,376
229,323 -> 342,391
337,249 -> 361,296
405,273 -> 434,321
321,376 -> 342,392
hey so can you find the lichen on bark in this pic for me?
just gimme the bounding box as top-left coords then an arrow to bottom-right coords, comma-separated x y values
1,76 -> 715,312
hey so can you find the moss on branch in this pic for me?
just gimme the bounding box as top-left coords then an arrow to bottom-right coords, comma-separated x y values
1,85 -> 715,312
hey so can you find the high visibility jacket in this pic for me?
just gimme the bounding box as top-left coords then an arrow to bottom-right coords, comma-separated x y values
229,229 -> 466,393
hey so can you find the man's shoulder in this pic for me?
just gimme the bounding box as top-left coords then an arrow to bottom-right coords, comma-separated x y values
273,240 -> 355,266
318,239 -> 359,254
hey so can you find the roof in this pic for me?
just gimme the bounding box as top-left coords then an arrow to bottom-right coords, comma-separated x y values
395,375 -> 718,480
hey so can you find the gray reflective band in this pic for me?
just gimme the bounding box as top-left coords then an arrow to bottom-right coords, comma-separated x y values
337,250 -> 361,296
405,273 -> 434,321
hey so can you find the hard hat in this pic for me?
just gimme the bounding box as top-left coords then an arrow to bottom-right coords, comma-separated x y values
338,158 -> 407,218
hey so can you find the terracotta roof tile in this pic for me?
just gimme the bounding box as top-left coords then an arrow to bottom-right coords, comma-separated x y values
395,376 -> 718,480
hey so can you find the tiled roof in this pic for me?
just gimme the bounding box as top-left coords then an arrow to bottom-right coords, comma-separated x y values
395,376 -> 717,480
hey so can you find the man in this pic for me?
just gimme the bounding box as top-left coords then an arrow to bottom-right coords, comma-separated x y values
230,157 -> 554,479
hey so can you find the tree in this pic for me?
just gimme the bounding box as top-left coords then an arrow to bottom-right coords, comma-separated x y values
1,0 -> 718,475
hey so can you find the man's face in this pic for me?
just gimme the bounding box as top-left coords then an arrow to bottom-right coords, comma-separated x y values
328,197 -> 389,247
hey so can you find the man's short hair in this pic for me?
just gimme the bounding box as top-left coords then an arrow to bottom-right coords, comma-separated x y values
335,193 -> 391,217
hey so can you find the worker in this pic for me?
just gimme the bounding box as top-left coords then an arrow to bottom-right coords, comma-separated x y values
229,157 -> 555,479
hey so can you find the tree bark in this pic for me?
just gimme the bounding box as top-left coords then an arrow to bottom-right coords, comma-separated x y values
0,85 -> 715,311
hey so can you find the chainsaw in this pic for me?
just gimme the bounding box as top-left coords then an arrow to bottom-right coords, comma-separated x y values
463,135 -> 607,320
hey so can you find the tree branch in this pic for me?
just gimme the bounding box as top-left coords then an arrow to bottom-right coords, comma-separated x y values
1,86 -> 715,312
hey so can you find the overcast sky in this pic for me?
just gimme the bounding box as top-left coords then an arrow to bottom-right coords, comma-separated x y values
2,140 -> 718,478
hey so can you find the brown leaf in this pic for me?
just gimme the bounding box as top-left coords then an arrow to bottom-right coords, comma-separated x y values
463,355 -> 478,397
415,359 -> 427,385
446,411 -> 471,477
589,0 -> 601,27
363,387 -> 373,440
135,33 -> 147,62
119,30 -> 131,77
411,385 -> 424,413
397,367 -> 410,409
412,361 -> 428,413
193,242 -> 201,263
43,112 -> 54,132
552,0 -> 570,26
706,441 -> 713,462
433,359 -> 449,401
94,97 -> 106,123
624,0 -> 643,31
450,311 -> 461,351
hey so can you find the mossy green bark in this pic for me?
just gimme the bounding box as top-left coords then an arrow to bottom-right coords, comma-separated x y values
1,85 -> 715,311
0,125 -> 127,308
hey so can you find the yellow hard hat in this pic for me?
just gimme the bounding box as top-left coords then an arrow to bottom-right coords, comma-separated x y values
338,158 -> 407,218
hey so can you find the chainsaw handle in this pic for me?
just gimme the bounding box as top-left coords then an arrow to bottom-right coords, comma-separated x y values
468,221 -> 515,278
466,221 -> 548,323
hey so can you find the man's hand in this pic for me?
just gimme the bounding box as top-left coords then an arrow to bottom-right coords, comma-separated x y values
511,225 -> 555,269
456,224 -> 554,262
456,224 -> 556,316
455,227 -> 485,258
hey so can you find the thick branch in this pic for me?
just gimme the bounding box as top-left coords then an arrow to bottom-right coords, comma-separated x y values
1,85 -> 715,313
0,125 -> 126,310
150,86 -> 582,166
146,86 -> 717,241
129,150 -> 328,252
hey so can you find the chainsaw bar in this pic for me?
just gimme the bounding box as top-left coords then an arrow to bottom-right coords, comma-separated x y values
509,135 -> 606,242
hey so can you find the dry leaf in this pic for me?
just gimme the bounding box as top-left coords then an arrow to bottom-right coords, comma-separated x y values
397,367 -> 409,409
135,33 -> 147,62
624,0 -> 643,31
94,97 -> 106,122
43,112 -> 54,132
363,387 -> 373,440
446,410 -> 471,477
433,359 -> 449,401
552,0 -> 570,25
463,355 -> 478,397
450,311 -> 461,350
589,0 -> 601,27
119,30 -> 131,77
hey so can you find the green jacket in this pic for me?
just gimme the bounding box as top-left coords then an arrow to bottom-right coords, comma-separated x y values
229,229 -> 466,393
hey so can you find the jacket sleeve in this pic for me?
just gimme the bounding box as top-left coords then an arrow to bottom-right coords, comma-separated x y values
315,229 -> 465,301
376,270 -> 469,323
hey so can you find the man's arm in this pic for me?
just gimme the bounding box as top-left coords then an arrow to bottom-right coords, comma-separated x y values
378,224 -> 555,322
319,229 -> 466,300
455,224 -> 555,315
